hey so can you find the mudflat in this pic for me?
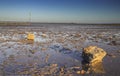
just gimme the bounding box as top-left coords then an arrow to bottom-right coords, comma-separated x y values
0,23 -> 120,76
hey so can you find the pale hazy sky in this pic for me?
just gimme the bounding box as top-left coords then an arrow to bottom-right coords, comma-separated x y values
0,0 -> 120,23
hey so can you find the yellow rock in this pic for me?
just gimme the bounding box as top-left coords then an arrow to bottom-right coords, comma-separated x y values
76,71 -> 81,74
27,33 -> 35,40
83,46 -> 107,63
82,46 -> 106,74
91,62 -> 105,73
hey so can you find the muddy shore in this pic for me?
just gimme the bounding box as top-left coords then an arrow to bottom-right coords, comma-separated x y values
0,24 -> 120,76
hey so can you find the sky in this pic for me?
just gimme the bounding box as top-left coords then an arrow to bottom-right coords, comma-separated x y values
0,0 -> 120,23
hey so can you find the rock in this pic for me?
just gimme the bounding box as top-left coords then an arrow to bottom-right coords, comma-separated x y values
71,66 -> 81,72
82,46 -> 106,74
76,71 -> 81,74
74,33 -> 81,37
107,53 -> 116,58
45,54 -> 50,63
49,64 -> 58,68
82,46 -> 107,63
117,50 -> 120,53
109,41 -> 120,45
41,64 -> 58,75
41,34 -> 47,38
56,38 -> 65,43
116,41 -> 120,45
109,41 -> 116,45
91,62 -> 105,73
71,66 -> 80,69
81,70 -> 85,75
60,67 -> 64,73
27,33 -> 35,40
29,49 -> 36,54
41,48 -> 46,51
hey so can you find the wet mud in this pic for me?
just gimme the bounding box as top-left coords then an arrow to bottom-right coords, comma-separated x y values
0,24 -> 120,76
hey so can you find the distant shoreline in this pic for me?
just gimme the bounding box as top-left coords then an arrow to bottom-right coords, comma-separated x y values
0,21 -> 120,26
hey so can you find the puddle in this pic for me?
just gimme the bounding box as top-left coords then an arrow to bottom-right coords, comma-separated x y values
0,42 -> 83,75
0,41 -> 111,75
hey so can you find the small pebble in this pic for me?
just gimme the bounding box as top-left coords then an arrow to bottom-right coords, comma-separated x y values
76,71 -> 81,74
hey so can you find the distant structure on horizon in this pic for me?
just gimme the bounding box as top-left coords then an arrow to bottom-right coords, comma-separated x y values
29,12 -> 31,25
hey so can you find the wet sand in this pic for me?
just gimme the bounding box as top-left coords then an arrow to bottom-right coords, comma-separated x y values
0,24 -> 120,76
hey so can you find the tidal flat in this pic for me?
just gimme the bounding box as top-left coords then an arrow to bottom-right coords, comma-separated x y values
0,23 -> 120,76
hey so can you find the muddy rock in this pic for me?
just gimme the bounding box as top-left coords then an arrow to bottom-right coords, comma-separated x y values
40,64 -> 58,75
117,50 -> 120,53
82,46 -> 107,63
41,34 -> 47,38
29,49 -> 36,54
107,53 -> 116,58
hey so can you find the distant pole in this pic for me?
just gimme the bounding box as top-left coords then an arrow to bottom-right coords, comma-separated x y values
29,12 -> 31,25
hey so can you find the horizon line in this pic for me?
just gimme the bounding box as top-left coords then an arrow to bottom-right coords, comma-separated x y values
0,21 -> 120,25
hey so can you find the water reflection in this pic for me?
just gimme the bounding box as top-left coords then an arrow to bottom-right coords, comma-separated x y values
51,44 -> 106,74
82,60 -> 105,73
